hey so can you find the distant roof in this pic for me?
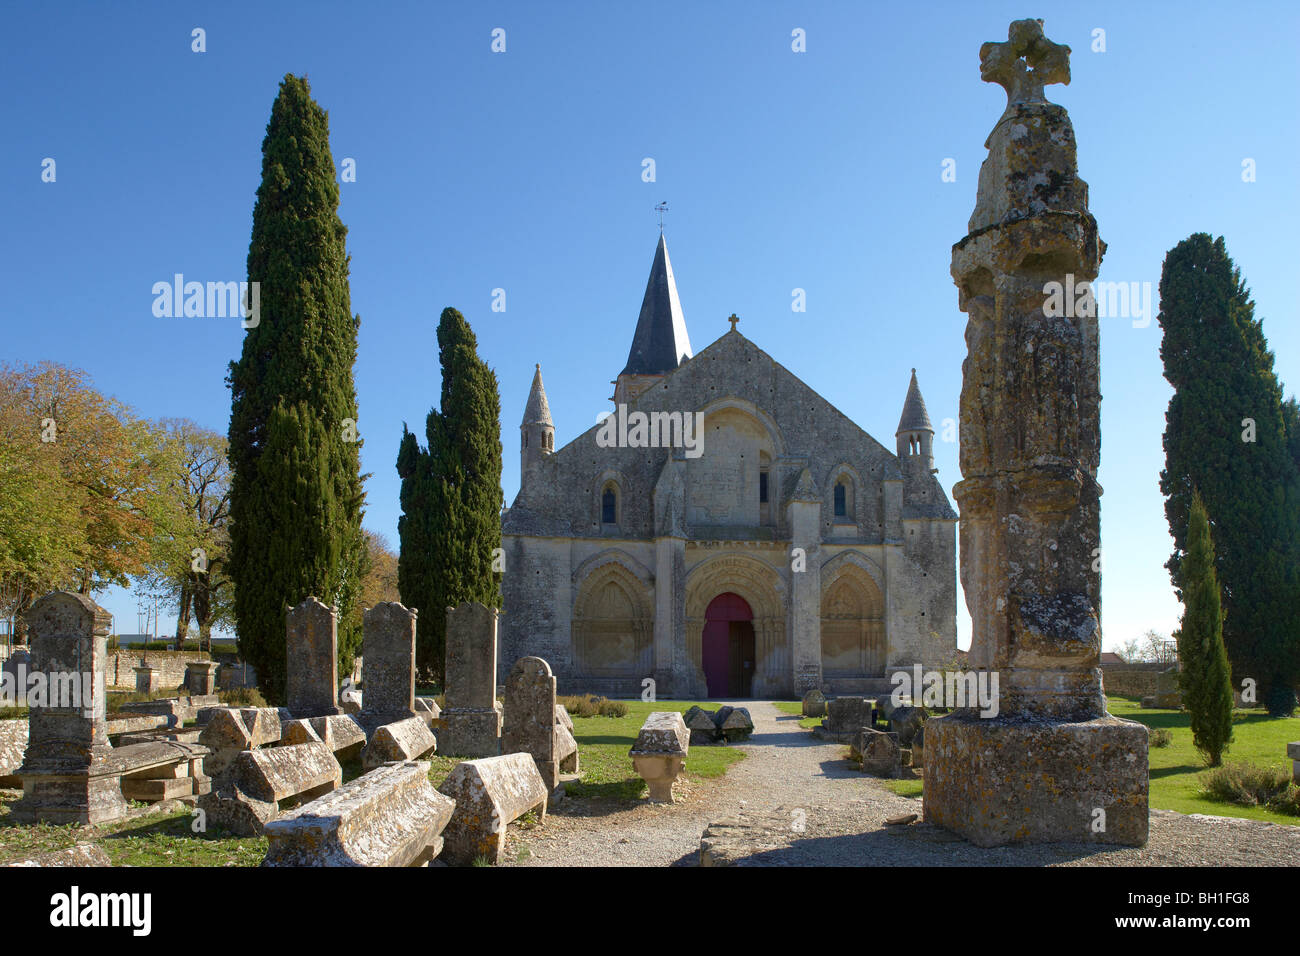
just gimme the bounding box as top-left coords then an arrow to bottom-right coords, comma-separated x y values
1099,652 -> 1126,664
619,233 -> 693,377
522,364 -> 552,426
896,368 -> 934,433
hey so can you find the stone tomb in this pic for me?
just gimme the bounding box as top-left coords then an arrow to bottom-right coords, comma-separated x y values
1288,742 -> 1299,785
283,714 -> 368,761
200,741 -> 341,836
185,660 -> 220,696
285,597 -> 342,718
925,19 -> 1148,847
9,592 -> 127,825
801,688 -> 827,718
113,740 -> 212,802
438,752 -> 548,865
360,716 -> 437,771
440,603 -> 503,757
359,602 -> 418,728
198,706 -> 292,779
264,761 -> 456,867
851,728 -> 902,778
630,711 -> 690,803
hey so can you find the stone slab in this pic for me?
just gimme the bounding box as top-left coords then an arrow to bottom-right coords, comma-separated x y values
283,715 -> 367,758
631,711 -> 690,757
361,716 -> 437,770
439,706 -> 502,758
234,741 -> 341,804
438,752 -> 548,865
264,761 -> 455,867
4,844 -> 113,867
285,597 -> 342,718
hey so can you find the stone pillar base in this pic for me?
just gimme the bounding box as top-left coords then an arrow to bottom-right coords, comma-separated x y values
632,754 -> 685,803
439,707 -> 502,758
11,770 -> 129,826
923,711 -> 1149,847
185,661 -> 221,696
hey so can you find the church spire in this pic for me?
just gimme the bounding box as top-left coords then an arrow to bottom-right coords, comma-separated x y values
522,363 -> 552,427
619,232 -> 693,378
896,368 -> 935,469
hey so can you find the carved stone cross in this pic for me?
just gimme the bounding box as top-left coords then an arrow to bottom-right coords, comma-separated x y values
727,313 -> 739,331
979,18 -> 1071,109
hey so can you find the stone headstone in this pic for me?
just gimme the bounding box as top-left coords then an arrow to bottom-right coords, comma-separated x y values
719,707 -> 754,741
133,664 -> 159,694
10,592 -> 126,825
438,752 -> 548,865
440,603 -> 502,757
854,728 -> 901,778
503,656 -> 562,790
1288,741 -> 1299,785
924,18 -> 1148,847
286,597 -> 341,718
264,761 -> 456,867
360,602 -> 417,725
889,705 -> 926,747
283,714 -> 367,760
1154,668 -> 1182,709
816,697 -> 873,742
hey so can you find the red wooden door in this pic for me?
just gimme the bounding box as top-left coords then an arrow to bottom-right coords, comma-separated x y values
703,593 -> 753,697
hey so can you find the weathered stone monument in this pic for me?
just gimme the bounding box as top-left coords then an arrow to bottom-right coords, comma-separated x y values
438,752 -> 548,865
359,602 -> 417,727
10,592 -> 127,825
503,656 -> 563,790
286,597 -> 341,718
440,603 -> 502,757
924,19 -> 1148,846
185,659 -> 220,696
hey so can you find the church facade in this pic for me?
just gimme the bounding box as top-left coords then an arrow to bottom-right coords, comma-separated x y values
500,234 -> 958,699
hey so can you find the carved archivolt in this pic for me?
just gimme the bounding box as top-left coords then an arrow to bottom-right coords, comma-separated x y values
820,558 -> 886,676
571,558 -> 653,677
684,553 -> 787,692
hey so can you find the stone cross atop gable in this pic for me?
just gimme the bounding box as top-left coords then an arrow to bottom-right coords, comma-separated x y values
979,18 -> 1071,110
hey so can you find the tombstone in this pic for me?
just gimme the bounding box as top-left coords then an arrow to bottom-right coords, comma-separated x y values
198,706 -> 291,780
286,597 -> 342,718
853,728 -> 901,778
438,752 -> 548,865
629,711 -> 690,803
1288,741 -> 1299,785
815,697 -> 873,742
283,714 -> 367,761
185,660 -> 220,696
264,761 -> 456,867
360,602 -> 417,727
717,706 -> 754,742
801,688 -> 827,718
503,656 -> 562,790
1154,668 -> 1182,709
133,664 -> 159,694
10,592 -> 127,825
683,705 -> 720,745
888,705 -> 926,747
440,603 -> 502,757
360,716 -> 437,770
924,19 -> 1148,847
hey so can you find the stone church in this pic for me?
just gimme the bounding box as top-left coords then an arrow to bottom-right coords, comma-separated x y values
500,233 -> 957,699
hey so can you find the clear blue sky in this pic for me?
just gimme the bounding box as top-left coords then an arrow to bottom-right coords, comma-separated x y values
3,1 -> 1297,652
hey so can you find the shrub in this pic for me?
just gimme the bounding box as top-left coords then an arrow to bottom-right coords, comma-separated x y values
1200,761 -> 1292,807
218,687 -> 268,708
1149,728 -> 1173,748
559,694 -> 628,719
598,699 -> 628,718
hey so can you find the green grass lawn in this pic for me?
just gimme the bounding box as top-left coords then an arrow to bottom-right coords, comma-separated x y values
1106,696 -> 1299,824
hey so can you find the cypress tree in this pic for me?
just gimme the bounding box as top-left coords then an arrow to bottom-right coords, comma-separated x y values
397,308 -> 502,682
1176,491 -> 1234,765
1158,233 -> 1300,716
227,75 -> 367,704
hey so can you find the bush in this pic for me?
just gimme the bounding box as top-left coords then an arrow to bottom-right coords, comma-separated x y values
1149,728 -> 1173,748
218,687 -> 268,708
1200,761 -> 1292,807
559,694 -> 628,719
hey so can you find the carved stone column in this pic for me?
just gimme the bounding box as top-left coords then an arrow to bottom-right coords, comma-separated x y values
923,19 -> 1148,847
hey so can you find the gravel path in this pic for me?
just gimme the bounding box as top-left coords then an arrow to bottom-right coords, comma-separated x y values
507,700 -> 1300,867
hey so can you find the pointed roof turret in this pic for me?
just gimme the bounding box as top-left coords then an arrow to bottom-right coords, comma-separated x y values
522,364 -> 552,426
619,233 -> 693,376
896,368 -> 934,434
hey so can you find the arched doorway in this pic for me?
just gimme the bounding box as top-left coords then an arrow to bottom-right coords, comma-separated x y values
702,592 -> 755,697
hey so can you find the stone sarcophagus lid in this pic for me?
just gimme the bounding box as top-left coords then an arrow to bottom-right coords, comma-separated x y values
629,711 -> 689,803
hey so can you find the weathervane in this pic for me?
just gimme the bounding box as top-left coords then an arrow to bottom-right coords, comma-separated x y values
655,201 -> 668,233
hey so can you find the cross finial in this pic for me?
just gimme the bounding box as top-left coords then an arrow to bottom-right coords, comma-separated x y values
655,201 -> 668,233
979,19 -> 1071,110
728,313 -> 739,331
